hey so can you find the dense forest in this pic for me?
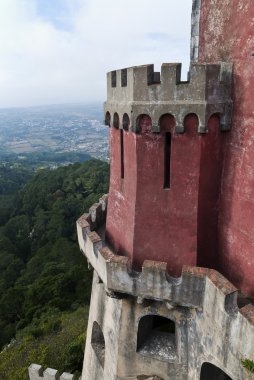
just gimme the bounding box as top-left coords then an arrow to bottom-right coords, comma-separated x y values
0,158 -> 109,379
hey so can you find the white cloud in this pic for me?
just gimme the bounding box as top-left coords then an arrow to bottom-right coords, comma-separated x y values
0,0 -> 192,108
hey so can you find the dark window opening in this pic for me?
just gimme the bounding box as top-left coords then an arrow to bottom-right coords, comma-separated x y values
91,321 -> 105,368
137,315 -> 177,362
164,132 -> 171,189
105,112 -> 111,126
200,363 -> 232,380
111,71 -> 116,87
122,113 -> 130,131
113,113 -> 119,129
120,129 -> 124,179
121,69 -> 127,87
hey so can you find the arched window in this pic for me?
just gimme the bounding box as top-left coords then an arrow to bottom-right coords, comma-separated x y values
105,111 -> 111,126
136,114 -> 152,134
137,315 -> 177,362
122,113 -> 130,131
183,113 -> 199,132
200,363 -> 232,380
207,113 -> 221,133
113,113 -> 120,129
91,321 -> 105,368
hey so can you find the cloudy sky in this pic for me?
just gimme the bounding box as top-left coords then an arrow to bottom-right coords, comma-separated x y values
0,0 -> 192,108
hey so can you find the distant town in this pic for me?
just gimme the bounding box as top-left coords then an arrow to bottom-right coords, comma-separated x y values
0,103 -> 109,161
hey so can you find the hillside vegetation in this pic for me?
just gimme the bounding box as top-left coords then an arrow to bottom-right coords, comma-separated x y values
0,158 -> 109,379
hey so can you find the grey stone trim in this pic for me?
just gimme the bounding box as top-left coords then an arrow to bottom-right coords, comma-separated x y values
104,62 -> 233,133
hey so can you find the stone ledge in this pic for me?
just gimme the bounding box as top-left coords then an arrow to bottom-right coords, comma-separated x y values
28,364 -> 75,380
77,197 -> 253,318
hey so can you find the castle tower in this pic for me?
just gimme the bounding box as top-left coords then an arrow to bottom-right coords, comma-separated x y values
104,62 -> 232,276
77,1 -> 254,379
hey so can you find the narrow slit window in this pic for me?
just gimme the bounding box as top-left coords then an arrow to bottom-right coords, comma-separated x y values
164,132 -> 171,188
120,129 -> 124,179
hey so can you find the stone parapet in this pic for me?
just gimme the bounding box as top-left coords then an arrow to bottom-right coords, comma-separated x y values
77,197 -> 254,322
28,364 -> 75,380
105,62 -> 233,133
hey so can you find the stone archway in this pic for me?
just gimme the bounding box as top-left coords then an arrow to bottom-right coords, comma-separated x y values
200,362 -> 233,380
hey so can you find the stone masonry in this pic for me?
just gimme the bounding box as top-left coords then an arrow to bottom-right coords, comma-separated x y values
77,199 -> 254,380
28,364 -> 75,380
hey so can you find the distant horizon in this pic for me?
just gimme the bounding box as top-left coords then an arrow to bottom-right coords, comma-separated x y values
0,101 -> 103,111
0,0 -> 192,108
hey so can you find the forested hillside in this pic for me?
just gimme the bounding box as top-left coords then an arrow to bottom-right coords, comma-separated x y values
0,159 -> 109,379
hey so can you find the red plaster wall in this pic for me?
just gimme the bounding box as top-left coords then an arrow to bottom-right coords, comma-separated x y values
106,113 -> 224,277
197,115 -> 224,269
106,126 -> 137,257
133,114 -> 200,276
199,0 -> 254,297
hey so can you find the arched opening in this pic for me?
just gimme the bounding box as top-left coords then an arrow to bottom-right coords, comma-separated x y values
136,114 -> 152,134
207,113 -> 221,131
105,111 -> 111,126
91,321 -> 105,368
122,113 -> 130,131
113,112 -> 120,129
200,363 -> 232,380
137,315 -> 177,362
183,113 -> 199,132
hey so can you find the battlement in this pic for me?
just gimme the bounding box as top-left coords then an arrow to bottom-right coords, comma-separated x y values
105,62 -> 233,133
77,196 -> 254,320
28,364 -> 75,380
107,63 -> 232,102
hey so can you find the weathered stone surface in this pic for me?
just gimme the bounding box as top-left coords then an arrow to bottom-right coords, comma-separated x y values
105,63 -> 232,133
78,199 -> 254,380
81,268 -> 254,380
28,365 -> 74,380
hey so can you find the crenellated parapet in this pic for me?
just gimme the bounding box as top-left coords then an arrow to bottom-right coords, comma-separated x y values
77,197 -> 254,322
28,364 -> 75,380
104,62 -> 233,133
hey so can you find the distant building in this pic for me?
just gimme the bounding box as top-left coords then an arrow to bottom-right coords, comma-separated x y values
77,0 -> 254,379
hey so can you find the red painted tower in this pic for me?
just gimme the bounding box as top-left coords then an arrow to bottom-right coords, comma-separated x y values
104,63 -> 232,277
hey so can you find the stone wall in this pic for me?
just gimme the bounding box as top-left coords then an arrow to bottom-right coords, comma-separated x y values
77,199 -> 254,380
28,364 -> 75,380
